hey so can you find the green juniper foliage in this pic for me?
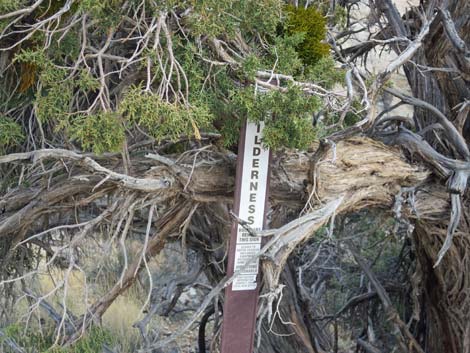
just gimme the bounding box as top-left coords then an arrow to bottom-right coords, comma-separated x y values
70,113 -> 126,154
0,0 -> 347,154
119,86 -> 215,143
307,57 -> 345,89
228,86 -> 321,148
284,5 -> 330,67
0,0 -> 24,12
0,117 -> 24,152
186,0 -> 282,38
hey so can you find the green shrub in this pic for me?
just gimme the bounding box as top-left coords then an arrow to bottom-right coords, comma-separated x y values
0,117 -> 24,152
70,113 -> 125,154
119,86 -> 214,143
0,0 -> 24,12
227,85 -> 321,149
284,5 -> 330,67
2,1 -> 342,154
187,0 -> 282,37
306,56 -> 345,89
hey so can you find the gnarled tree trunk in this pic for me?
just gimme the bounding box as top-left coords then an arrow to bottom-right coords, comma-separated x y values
377,0 -> 470,351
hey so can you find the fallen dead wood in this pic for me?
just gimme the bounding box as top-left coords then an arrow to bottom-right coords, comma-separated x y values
0,136 -> 446,352
0,137 -> 431,244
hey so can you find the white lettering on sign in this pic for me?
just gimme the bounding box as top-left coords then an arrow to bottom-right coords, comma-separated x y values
232,122 -> 270,291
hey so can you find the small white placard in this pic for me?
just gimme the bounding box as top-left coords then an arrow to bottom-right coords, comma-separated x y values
232,122 -> 270,291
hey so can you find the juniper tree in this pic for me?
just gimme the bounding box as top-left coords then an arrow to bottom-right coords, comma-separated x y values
0,0 -> 469,352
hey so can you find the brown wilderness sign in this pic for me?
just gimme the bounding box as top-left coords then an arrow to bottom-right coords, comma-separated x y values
221,121 -> 271,353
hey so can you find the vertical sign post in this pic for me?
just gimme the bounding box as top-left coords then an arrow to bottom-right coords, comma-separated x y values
220,121 -> 271,353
